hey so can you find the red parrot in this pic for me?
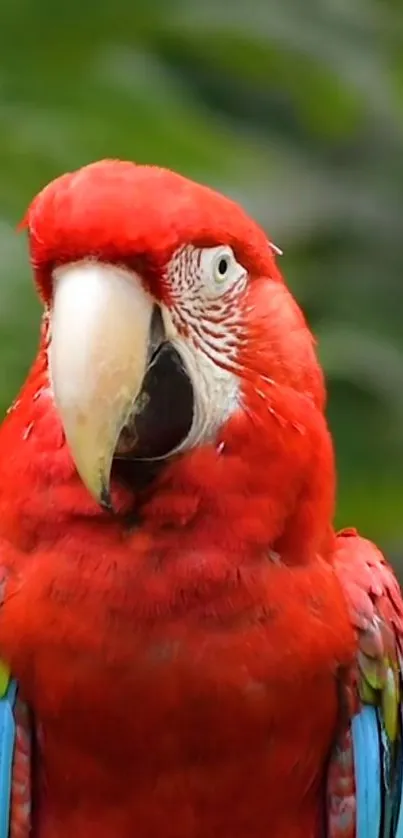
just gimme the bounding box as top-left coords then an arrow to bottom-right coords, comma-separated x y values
0,160 -> 402,838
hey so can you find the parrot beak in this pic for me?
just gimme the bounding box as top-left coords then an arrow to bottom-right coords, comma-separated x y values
49,261 -> 156,508
49,260 -> 194,508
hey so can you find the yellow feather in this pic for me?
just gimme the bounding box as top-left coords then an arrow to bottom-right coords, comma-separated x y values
0,660 -> 10,699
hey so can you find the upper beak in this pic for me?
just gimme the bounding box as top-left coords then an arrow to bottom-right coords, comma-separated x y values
49,261 -> 154,507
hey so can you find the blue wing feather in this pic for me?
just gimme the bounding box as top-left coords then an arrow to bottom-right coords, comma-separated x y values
352,705 -> 382,838
0,678 -> 17,838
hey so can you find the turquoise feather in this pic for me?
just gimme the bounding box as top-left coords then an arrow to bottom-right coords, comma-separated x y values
0,679 -> 17,838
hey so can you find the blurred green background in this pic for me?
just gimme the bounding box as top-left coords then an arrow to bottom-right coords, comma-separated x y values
1,0 -> 403,562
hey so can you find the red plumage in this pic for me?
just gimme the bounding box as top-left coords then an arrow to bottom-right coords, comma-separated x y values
0,160 -> 400,838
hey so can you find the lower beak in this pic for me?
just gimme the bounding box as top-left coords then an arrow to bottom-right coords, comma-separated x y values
49,261 -> 155,507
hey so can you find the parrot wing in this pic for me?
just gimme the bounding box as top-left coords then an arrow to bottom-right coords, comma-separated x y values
0,670 -> 31,838
327,528 -> 403,838
0,555 -> 31,838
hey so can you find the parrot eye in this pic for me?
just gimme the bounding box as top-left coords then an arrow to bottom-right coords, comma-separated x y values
216,256 -> 229,278
201,245 -> 247,296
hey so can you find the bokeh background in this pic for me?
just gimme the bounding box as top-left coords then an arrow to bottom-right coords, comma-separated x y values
1,0 -> 403,565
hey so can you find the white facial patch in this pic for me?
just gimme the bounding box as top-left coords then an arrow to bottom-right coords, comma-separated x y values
162,244 -> 247,450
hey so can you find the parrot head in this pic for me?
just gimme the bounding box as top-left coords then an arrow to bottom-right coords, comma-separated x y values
22,160 -> 331,551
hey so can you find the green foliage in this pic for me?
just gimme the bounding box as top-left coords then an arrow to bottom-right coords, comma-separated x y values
0,0 -> 402,555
